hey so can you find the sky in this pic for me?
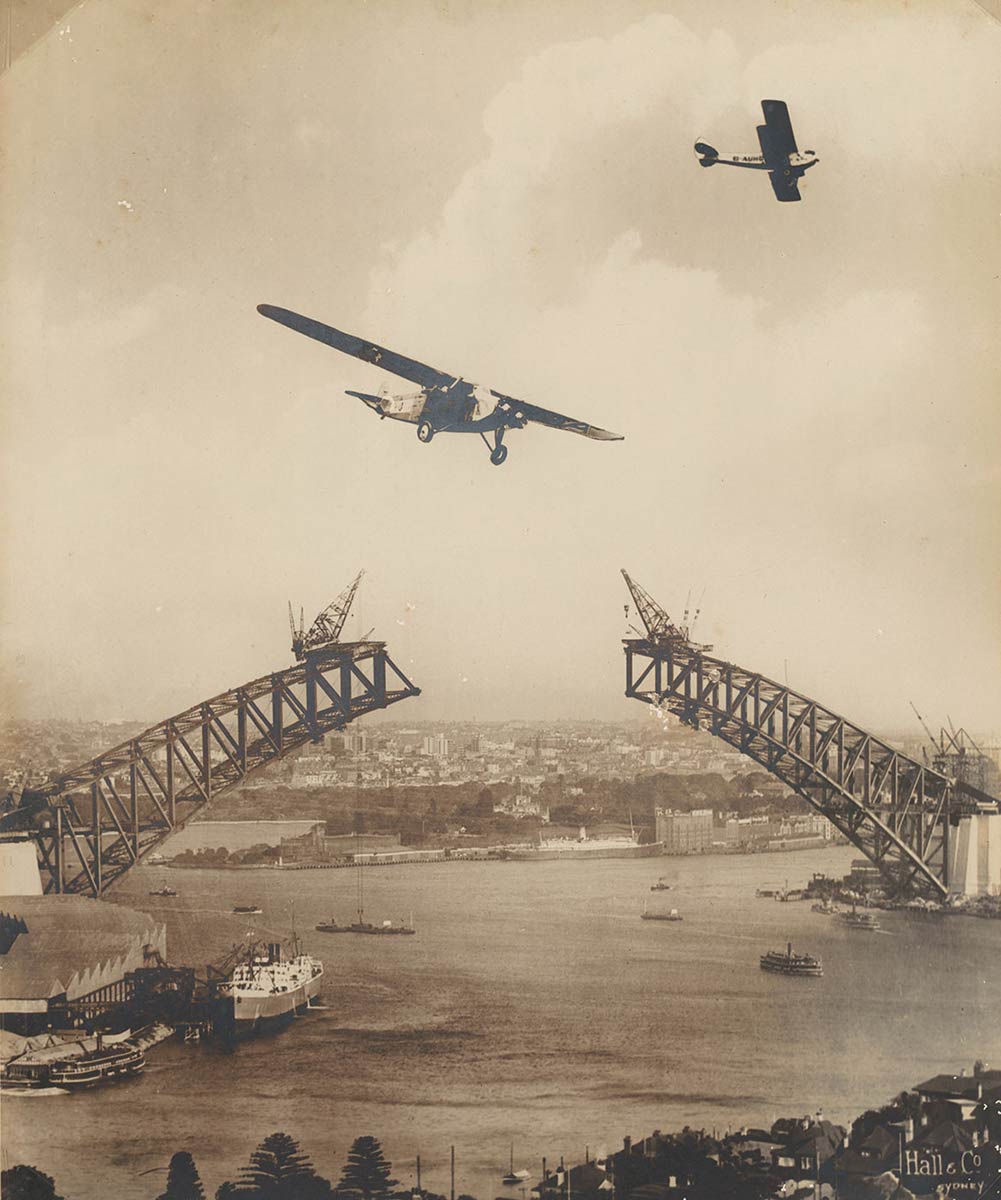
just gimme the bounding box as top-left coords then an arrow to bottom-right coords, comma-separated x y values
1,0 -> 999,734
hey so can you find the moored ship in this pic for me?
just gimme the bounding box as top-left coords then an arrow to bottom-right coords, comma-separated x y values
316,916 -> 415,936
4,1034 -> 145,1090
641,904 -> 682,922
216,940 -> 323,1037
759,943 -> 823,977
503,828 -> 662,862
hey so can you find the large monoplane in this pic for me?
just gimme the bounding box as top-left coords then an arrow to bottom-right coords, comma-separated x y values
258,305 -> 624,465
694,100 -> 818,202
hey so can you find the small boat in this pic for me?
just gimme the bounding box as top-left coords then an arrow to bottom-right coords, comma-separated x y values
0,1083 -> 70,1097
233,905 -> 263,914
838,907 -> 881,931
149,885 -> 178,897
650,878 -> 672,892
501,1145 -> 530,1185
759,943 -> 823,977
641,903 -> 682,922
811,899 -> 835,914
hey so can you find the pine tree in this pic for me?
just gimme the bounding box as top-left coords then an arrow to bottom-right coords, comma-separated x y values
220,1132 -> 332,1200
158,1151 -> 206,1200
334,1136 -> 399,1200
0,1165 -> 64,1200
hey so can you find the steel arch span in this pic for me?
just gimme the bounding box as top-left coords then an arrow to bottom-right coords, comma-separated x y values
621,572 -> 999,898
2,641 -> 420,897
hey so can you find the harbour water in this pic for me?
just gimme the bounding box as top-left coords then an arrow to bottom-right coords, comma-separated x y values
5,845 -> 999,1199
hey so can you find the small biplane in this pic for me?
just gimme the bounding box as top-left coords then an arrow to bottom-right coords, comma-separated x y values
694,99 -> 818,202
257,304 -> 624,465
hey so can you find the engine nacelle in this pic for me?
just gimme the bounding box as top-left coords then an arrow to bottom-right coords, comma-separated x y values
694,141 -> 718,165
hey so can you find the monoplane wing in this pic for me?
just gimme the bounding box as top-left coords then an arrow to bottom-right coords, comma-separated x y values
768,172 -> 801,203
257,305 -> 460,391
496,396 -> 624,441
760,99 -> 797,157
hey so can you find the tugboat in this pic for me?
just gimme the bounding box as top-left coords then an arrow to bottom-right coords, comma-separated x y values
811,898 -> 836,915
149,885 -> 178,897
650,878 -> 672,892
759,943 -> 823,977
838,906 -> 881,931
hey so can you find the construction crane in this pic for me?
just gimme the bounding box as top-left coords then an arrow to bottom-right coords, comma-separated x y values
620,569 -> 712,651
289,570 -> 366,661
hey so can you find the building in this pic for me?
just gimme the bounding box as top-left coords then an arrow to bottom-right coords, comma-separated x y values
279,823 -> 402,864
655,808 -> 713,854
0,894 -> 167,1035
421,733 -> 450,758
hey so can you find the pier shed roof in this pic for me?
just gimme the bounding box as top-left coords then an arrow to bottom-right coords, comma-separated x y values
0,895 -> 165,1013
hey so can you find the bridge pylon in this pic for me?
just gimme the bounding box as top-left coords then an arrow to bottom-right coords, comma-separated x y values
3,635 -> 420,897
621,571 -> 1000,899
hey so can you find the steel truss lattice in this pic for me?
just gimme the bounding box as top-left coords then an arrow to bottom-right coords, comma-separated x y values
624,624 -> 997,898
4,643 -> 419,896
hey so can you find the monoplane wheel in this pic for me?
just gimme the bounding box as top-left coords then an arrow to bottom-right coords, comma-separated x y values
490,445 -> 508,466
417,420 -> 434,444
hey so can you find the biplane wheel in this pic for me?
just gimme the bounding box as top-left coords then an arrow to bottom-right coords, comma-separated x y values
417,419 -> 435,444
490,445 -> 508,466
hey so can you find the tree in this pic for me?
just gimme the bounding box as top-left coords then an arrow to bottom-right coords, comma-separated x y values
334,1136 -> 399,1200
219,1132 -> 332,1200
158,1151 -> 205,1200
0,1165 -> 64,1200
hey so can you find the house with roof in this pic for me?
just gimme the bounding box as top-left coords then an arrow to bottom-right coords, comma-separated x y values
769,1117 -> 845,1199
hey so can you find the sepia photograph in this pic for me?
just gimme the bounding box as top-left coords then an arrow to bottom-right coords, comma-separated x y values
1,2 -> 1000,1199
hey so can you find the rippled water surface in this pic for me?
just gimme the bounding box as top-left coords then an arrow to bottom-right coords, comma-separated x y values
5,845 -> 999,1199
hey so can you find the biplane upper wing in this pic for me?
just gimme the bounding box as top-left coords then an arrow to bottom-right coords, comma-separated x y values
768,172 -> 802,203
496,395 -> 624,441
760,99 -> 798,157
257,305 -> 460,391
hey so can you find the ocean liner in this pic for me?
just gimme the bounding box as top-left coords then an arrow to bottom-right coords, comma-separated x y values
217,940 -> 323,1037
502,826 -> 662,862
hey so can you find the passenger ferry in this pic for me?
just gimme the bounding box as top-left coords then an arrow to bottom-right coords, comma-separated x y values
3,1035 -> 145,1089
759,943 -> 823,977
838,907 -> 881,931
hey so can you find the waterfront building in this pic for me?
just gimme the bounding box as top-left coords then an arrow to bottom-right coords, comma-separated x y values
655,808 -> 714,854
279,824 -> 403,864
0,893 -> 166,1035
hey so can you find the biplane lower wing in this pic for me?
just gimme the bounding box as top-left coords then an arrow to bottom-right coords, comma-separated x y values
768,172 -> 802,202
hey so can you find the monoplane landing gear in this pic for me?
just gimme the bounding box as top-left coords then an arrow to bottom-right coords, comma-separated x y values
485,427 -> 508,466
417,419 -> 435,444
